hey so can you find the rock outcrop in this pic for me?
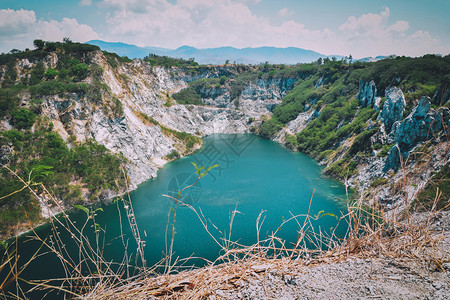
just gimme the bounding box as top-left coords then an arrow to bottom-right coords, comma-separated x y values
383,97 -> 449,172
357,80 -> 378,108
379,87 -> 406,133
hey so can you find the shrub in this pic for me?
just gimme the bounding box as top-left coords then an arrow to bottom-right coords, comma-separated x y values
258,118 -> 283,139
10,108 -> 36,130
284,134 -> 298,149
44,68 -> 58,79
348,128 -> 378,156
166,150 -> 180,160
172,87 -> 202,105
371,177 -> 389,187
377,144 -> 393,157
72,63 -> 89,81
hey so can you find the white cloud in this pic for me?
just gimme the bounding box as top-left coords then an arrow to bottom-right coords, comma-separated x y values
0,9 -> 99,53
387,21 -> 409,34
79,0 -> 93,6
335,7 -> 449,57
339,7 -> 391,39
101,0 -> 333,51
278,8 -> 293,17
37,18 -> 99,42
0,9 -> 36,36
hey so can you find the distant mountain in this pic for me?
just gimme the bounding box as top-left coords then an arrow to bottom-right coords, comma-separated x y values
86,40 -> 340,65
86,40 -> 171,60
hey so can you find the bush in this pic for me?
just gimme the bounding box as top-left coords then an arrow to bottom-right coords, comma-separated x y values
325,158 -> 358,179
44,68 -> 58,79
172,87 -> 202,105
258,118 -> 283,139
377,144 -> 393,157
284,134 -> 298,149
10,108 -> 36,130
348,128 -> 378,156
166,150 -> 180,160
72,63 -> 89,81
371,177 -> 388,187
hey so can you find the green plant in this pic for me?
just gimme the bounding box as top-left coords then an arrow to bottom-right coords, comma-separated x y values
258,118 -> 283,139
377,144 -> 393,157
165,150 -> 180,160
172,87 -> 202,105
371,177 -> 389,187
10,108 -> 36,130
284,134 -> 298,149
412,165 -> 449,211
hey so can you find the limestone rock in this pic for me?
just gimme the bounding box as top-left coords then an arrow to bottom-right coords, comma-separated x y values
379,87 -> 406,133
241,78 -> 296,102
395,97 -> 431,150
383,97 -> 449,172
357,80 -> 377,108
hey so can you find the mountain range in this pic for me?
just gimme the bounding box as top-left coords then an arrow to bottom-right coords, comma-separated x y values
86,40 -> 347,65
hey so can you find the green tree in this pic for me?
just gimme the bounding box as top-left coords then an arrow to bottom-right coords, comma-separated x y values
44,68 -> 58,79
72,63 -> 89,81
11,108 -> 36,130
33,39 -> 45,50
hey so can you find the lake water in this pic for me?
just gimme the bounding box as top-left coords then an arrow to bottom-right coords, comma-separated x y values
3,134 -> 348,296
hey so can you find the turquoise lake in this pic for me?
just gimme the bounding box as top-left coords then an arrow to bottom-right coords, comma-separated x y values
5,134 -> 349,296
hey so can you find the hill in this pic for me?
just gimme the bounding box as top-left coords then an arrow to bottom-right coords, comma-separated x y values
86,40 -> 338,64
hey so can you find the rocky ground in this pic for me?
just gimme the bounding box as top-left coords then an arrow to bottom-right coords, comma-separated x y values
211,257 -> 449,300
206,212 -> 450,300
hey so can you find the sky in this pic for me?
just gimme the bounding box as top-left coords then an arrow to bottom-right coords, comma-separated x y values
1,0 -> 449,58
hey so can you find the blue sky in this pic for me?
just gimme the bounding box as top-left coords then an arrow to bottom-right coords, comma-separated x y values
1,0 -> 449,58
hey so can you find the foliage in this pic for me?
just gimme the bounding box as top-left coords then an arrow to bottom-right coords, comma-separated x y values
172,87 -> 202,105
44,68 -> 58,79
165,150 -> 180,160
143,54 -> 198,68
371,177 -> 389,187
29,81 -> 88,97
377,144 -> 393,157
10,108 -> 36,130
172,78 -> 224,105
0,88 -> 21,118
325,157 -> 358,179
351,54 -> 450,94
413,165 -> 450,211
0,40 -> 99,66
258,118 -> 283,139
71,63 -> 89,81
348,128 -> 378,156
103,51 -> 132,68
284,134 -> 298,149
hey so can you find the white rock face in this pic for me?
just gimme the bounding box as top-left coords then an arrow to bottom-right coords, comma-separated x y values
274,111 -> 314,143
